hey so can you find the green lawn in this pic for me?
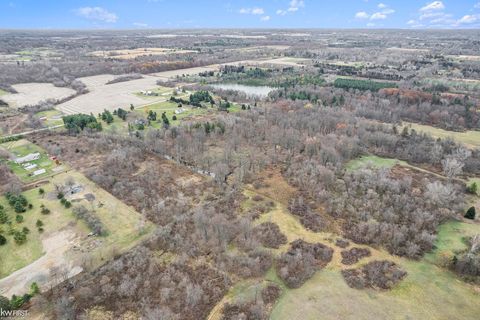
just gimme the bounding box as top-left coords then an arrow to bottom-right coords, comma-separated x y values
134,86 -> 177,100
424,220 -> 480,266
0,89 -> 8,97
35,109 -> 64,127
346,155 -> 406,172
0,139 -> 61,183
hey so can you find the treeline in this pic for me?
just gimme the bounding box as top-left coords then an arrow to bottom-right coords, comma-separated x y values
334,78 -> 397,91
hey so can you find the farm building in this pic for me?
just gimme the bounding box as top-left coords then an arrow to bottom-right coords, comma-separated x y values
32,168 -> 46,176
14,152 -> 40,164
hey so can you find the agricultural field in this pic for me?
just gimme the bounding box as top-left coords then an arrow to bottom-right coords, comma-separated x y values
55,62 -> 248,115
0,139 -> 64,183
89,47 -> 197,59
0,170 -> 153,296
1,83 -> 76,108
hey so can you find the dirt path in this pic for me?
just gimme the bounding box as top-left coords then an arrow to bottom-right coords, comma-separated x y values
0,229 -> 82,297
1,124 -> 64,140
8,114 -> 27,134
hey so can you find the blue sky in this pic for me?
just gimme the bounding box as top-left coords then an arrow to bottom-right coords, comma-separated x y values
1,1 -> 480,29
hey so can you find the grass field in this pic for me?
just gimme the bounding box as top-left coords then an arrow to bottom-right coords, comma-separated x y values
0,170 -> 152,286
264,208 -> 480,320
346,155 -> 406,171
270,262 -> 480,320
133,87 -> 176,100
402,122 -> 480,149
0,139 -> 61,183
218,177 -> 480,320
50,171 -> 153,269
424,220 -> 480,266
102,98 -> 243,133
35,109 -> 64,126
0,89 -> 7,97
0,185 -> 87,279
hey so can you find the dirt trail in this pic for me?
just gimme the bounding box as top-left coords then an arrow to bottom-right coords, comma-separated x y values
0,229 -> 82,297
8,114 -> 27,134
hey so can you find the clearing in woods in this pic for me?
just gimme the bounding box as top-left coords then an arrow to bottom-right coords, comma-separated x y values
402,121 -> 480,149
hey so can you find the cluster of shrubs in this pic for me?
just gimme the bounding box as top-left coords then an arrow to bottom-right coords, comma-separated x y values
72,205 -> 106,236
0,282 -> 39,312
276,239 -> 333,288
342,260 -> 407,290
100,109 -> 114,124
0,193 -> 35,245
341,247 -> 371,265
189,90 -> 214,106
57,192 -> 72,208
452,235 -> 480,279
288,196 -> 324,232
253,222 -> 287,249
113,108 -> 128,121
5,192 -> 31,213
221,284 -> 282,320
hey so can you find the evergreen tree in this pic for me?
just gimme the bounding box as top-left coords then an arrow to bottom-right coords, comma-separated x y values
465,206 -> 476,220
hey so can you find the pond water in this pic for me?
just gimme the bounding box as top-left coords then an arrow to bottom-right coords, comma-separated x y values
211,83 -> 275,98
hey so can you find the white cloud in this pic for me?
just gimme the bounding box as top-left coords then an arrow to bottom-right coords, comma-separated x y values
407,19 -> 416,25
458,14 -> 479,24
239,7 -> 264,15
356,3 -> 394,21
289,0 -> 305,10
370,12 -> 387,20
367,22 -> 375,27
420,1 -> 445,12
355,11 -> 370,19
260,15 -> 271,21
277,0 -> 304,15
75,7 -> 118,23
475,3 -> 480,9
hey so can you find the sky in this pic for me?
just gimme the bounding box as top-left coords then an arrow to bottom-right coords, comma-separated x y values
1,0 -> 480,29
